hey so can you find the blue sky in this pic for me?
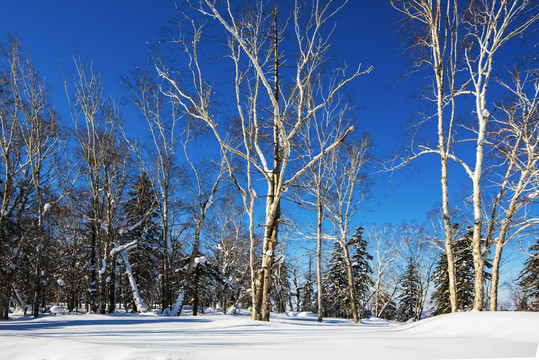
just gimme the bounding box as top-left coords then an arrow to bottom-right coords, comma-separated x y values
0,0 -> 449,226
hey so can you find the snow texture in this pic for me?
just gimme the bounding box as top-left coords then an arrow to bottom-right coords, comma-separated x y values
1,311 -> 538,360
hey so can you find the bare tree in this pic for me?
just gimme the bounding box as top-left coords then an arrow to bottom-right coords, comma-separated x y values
365,224 -> 406,318
156,0 -> 369,321
485,66 -> 539,310
180,122 -> 227,316
0,36 -> 39,319
390,0 -> 462,312
68,58 -> 129,313
122,70 -> 185,313
0,36 -> 71,318
291,98 -> 352,322
206,193 -> 251,314
324,136 -> 372,324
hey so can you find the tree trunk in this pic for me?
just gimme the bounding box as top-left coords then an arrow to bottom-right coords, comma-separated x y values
471,114 -> 487,311
316,195 -> 323,322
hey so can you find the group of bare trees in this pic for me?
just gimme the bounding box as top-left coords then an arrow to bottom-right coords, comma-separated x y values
1,0 -> 538,323
391,0 -> 539,312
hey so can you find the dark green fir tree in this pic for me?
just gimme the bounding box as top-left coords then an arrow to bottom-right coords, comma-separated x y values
517,237 -> 539,311
431,226 -> 475,315
121,172 -> 161,311
396,258 -> 422,322
324,226 -> 373,318
300,255 -> 315,312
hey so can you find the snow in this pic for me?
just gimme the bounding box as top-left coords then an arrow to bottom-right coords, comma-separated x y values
194,256 -> 207,265
98,259 -> 106,275
1,311 -> 538,359
49,306 -> 65,315
43,202 -> 53,214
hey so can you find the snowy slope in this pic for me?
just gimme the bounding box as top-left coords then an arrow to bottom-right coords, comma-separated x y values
0,310 -> 538,360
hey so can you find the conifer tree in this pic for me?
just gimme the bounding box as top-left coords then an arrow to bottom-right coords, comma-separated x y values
325,227 -> 373,319
300,256 -> 315,312
396,259 -> 421,322
121,173 -> 161,311
431,227 -> 475,314
349,226 -> 374,316
517,237 -> 539,311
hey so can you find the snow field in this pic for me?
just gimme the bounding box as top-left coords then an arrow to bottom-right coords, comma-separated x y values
0,310 -> 538,360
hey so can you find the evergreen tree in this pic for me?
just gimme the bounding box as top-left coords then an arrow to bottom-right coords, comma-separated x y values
431,227 -> 475,314
349,226 -> 373,316
300,256 -> 315,312
324,227 -> 373,319
121,173 -> 161,311
517,237 -> 539,311
396,259 -> 421,322
324,242 -> 351,318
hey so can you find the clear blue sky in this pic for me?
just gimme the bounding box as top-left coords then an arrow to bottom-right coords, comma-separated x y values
0,0 -> 467,226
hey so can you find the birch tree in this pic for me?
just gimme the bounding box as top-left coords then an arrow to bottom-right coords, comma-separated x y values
0,36 -> 37,319
0,36 -> 69,318
485,66 -> 539,310
180,118 -> 227,316
365,224 -> 406,318
324,136 -> 373,324
69,58 -> 130,313
291,98 -> 352,322
390,0 -> 462,312
157,0 -> 369,321
122,70 -> 185,313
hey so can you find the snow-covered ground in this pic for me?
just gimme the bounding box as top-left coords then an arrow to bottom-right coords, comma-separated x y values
1,310 -> 538,360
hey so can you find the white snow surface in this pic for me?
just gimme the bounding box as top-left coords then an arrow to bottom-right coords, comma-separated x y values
1,310 -> 538,360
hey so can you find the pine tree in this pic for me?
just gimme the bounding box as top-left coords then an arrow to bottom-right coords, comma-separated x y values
517,237 -> 539,311
396,259 -> 421,322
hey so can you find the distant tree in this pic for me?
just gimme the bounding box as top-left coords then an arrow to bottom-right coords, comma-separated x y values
324,241 -> 349,318
206,195 -> 251,313
325,227 -> 373,320
431,227 -> 475,315
300,256 -> 316,313
349,226 -> 373,317
366,224 -> 405,319
396,259 -> 421,322
121,173 -> 161,311
517,237 -> 539,311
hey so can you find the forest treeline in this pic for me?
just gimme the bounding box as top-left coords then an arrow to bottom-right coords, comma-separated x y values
1,0 -> 538,322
